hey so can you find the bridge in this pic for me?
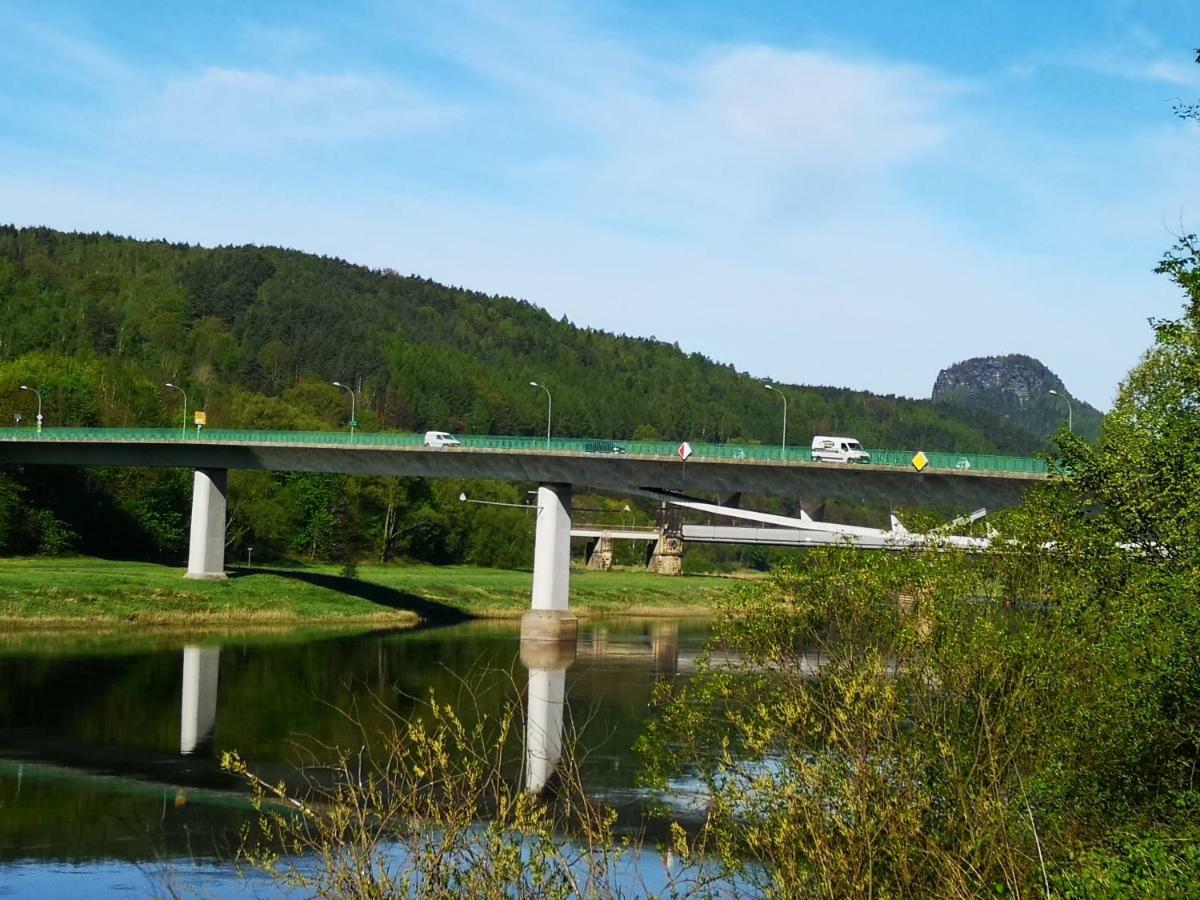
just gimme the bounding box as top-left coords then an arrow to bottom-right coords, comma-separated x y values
0,428 -> 1048,642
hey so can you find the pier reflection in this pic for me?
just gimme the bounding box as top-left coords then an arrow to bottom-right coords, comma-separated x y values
180,645 -> 220,755
0,618 -> 714,868
521,640 -> 576,794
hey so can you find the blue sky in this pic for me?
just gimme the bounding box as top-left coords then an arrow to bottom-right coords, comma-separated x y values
3,1 -> 1199,408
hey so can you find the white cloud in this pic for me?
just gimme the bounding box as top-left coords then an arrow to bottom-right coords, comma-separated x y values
693,47 -> 958,171
7,18 -> 135,89
1085,53 -> 1200,87
122,67 -> 462,149
491,42 -> 966,235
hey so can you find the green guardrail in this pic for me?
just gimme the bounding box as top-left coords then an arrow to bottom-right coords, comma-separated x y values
0,428 -> 1050,475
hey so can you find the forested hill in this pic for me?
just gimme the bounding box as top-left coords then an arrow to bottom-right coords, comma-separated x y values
0,226 -> 1045,454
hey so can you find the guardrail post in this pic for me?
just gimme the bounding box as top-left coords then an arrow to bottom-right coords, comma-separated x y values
186,468 -> 228,581
522,483 -> 577,644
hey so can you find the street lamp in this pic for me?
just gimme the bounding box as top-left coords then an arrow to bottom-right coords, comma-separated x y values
1048,389 -> 1073,433
764,383 -> 788,460
164,383 -> 187,438
332,381 -> 356,439
530,381 -> 552,450
19,385 -> 42,433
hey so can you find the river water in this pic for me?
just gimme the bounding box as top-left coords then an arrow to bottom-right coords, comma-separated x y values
0,617 -> 711,897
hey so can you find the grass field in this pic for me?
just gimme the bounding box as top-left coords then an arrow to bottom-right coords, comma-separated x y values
0,557 -> 743,629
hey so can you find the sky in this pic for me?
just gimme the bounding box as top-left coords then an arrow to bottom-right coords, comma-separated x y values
2,1 -> 1199,409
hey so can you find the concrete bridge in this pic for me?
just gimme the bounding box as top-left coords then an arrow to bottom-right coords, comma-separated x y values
0,429 -> 1047,643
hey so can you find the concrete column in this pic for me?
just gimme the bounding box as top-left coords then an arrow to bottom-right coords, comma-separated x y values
180,645 -> 220,755
586,534 -> 615,571
531,483 -> 571,610
647,531 -> 684,575
523,483 -> 577,644
521,640 -> 576,794
648,502 -> 684,575
186,468 -> 228,580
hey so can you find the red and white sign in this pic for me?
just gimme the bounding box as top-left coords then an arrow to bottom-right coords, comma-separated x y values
677,441 -> 693,461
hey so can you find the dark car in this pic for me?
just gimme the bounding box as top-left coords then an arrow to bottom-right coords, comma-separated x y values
583,440 -> 627,454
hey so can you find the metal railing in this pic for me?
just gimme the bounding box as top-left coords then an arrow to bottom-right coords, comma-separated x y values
0,428 -> 1050,474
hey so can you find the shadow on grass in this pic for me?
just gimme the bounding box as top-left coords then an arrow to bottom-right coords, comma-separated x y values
230,567 -> 473,627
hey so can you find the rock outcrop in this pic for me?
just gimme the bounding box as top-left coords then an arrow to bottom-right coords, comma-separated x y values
932,355 -> 1102,441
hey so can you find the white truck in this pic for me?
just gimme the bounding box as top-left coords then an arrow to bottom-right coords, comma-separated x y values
423,431 -> 462,448
811,435 -> 870,464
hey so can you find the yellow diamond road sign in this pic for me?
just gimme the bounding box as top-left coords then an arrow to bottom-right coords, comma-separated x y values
911,451 -> 929,472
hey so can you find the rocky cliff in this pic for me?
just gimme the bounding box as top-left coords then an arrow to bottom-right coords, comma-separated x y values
933,355 -> 1102,441
933,355 -> 1064,403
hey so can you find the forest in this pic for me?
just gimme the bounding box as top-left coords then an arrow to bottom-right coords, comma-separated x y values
0,226 -> 1050,565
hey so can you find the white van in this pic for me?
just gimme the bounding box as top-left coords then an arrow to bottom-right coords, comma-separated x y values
811,435 -> 870,464
423,431 -> 462,448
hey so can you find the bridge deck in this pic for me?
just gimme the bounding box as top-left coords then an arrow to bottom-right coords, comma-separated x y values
0,429 -> 1047,507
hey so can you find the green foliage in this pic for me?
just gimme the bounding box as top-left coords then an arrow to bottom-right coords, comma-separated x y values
1050,824 -> 1200,899
0,473 -> 23,549
30,509 -> 78,556
634,134 -> 1200,894
224,685 -> 628,898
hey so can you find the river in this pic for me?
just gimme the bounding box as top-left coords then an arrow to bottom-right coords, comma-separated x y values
0,617 -> 713,897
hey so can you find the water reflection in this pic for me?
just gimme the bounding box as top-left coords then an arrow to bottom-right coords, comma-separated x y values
180,645 -> 220,755
0,617 -> 712,890
520,641 -> 575,794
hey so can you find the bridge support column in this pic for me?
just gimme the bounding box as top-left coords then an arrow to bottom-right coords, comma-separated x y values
647,533 -> 684,575
522,483 -> 578,645
186,468 -> 228,581
585,534 -> 614,571
647,502 -> 684,575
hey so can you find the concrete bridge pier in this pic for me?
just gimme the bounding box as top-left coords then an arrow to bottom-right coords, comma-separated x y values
647,534 -> 684,575
521,483 -> 578,645
186,468 -> 228,581
180,645 -> 220,755
585,534 -> 615,571
647,502 -> 684,575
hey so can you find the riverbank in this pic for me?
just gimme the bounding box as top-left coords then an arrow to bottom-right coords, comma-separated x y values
0,557 -> 742,628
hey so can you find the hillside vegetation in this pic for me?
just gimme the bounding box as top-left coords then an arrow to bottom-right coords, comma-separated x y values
0,226 -> 1047,564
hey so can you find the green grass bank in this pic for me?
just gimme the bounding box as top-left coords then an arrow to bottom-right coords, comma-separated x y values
0,557 -> 740,629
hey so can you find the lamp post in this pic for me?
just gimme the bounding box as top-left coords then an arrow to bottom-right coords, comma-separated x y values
764,383 -> 788,460
332,381 -> 356,439
19,385 -> 42,433
1048,389 -> 1073,433
530,381 -> 552,450
164,383 -> 187,439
